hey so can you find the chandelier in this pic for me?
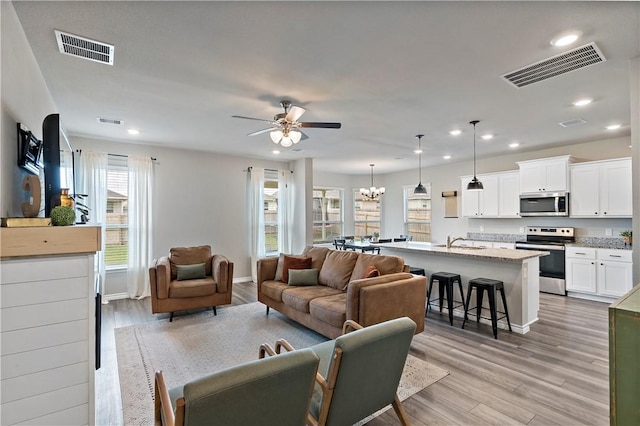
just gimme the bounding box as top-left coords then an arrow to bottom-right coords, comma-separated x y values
360,163 -> 385,200
270,127 -> 302,147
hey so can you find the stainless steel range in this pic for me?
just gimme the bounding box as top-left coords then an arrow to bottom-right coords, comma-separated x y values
515,227 -> 575,295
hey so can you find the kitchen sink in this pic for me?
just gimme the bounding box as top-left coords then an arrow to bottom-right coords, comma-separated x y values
433,244 -> 486,250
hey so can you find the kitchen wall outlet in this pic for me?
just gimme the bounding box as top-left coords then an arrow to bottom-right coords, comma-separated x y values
519,227 -> 525,233
605,228 -> 612,236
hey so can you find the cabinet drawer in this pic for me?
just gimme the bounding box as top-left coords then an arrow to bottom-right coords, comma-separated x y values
566,247 -> 596,259
598,249 -> 632,262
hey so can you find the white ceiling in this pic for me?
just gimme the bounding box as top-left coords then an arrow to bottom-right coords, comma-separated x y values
12,1 -> 640,174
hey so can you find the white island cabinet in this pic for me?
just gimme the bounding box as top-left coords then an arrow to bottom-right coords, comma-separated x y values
376,241 -> 548,334
0,226 -> 101,426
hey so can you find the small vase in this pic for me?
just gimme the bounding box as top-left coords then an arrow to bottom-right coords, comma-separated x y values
623,236 -> 632,246
60,188 -> 74,209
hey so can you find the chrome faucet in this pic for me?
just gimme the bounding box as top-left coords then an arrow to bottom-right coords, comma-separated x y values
446,235 -> 466,249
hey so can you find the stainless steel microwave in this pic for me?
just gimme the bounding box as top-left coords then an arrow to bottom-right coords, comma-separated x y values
519,192 -> 569,216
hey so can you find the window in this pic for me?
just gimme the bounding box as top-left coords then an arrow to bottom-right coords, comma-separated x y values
313,187 -> 343,243
263,171 -> 279,255
404,184 -> 432,242
105,155 -> 128,268
353,190 -> 380,237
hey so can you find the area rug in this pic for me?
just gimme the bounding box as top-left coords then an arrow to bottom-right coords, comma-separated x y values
115,302 -> 449,425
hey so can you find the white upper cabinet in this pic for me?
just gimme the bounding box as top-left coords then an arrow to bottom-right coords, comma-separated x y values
460,171 -> 519,218
517,155 -> 574,194
570,158 -> 632,218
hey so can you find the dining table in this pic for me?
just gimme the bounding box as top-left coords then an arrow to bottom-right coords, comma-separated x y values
343,240 -> 380,253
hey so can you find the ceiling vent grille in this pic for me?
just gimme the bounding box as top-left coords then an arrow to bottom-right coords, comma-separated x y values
55,30 -> 114,65
97,117 -> 123,126
559,118 -> 587,128
502,42 -> 605,88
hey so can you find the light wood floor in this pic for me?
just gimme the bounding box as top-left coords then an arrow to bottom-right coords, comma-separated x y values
97,283 -> 610,425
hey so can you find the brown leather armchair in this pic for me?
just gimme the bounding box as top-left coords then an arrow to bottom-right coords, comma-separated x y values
149,245 -> 233,321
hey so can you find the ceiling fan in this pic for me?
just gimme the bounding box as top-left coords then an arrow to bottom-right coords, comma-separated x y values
232,100 -> 342,147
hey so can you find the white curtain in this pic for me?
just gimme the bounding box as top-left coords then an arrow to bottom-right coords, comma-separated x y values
248,167 -> 265,282
127,156 -> 154,299
277,170 -> 294,254
76,151 -> 108,290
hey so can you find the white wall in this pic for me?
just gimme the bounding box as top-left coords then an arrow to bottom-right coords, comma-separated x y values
71,136 -> 292,295
314,136 -> 633,245
1,2 -> 57,217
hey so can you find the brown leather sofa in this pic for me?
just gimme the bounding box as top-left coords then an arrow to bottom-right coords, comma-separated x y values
149,245 -> 234,321
257,246 -> 427,339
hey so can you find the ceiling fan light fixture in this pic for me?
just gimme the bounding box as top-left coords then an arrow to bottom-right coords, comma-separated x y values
270,130 -> 283,144
290,130 -> 302,144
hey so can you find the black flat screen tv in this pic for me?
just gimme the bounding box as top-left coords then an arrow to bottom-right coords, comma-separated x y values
17,123 -> 43,175
43,113 -> 61,217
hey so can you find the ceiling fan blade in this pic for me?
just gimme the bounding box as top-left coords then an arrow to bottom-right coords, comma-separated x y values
231,115 -> 274,123
299,122 -> 342,129
299,131 -> 309,141
247,127 -> 277,136
285,106 -> 306,123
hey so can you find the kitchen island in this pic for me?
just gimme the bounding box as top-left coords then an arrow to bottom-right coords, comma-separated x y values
377,241 -> 549,334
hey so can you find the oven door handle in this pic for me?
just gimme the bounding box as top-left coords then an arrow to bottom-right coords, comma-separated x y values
516,243 -> 565,251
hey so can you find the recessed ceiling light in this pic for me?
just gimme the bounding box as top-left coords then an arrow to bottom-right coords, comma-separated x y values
572,98 -> 593,107
127,129 -> 139,135
449,130 -> 461,136
509,142 -> 520,148
606,124 -> 621,130
481,134 -> 493,140
272,150 -> 280,154
443,155 -> 452,160
414,149 -> 423,154
550,31 -> 582,47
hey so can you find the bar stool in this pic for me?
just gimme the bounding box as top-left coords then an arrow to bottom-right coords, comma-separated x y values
462,278 -> 512,339
426,272 -> 464,325
409,266 -> 425,276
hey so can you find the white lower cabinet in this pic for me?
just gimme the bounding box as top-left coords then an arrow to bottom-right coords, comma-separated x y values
566,247 -> 632,299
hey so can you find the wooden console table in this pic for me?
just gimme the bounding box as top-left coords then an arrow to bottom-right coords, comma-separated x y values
0,226 -> 101,425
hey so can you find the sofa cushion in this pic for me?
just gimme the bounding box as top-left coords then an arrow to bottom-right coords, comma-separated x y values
274,254 -> 308,282
351,253 -> 405,282
282,256 -> 313,283
301,246 -> 330,271
288,269 -> 320,286
169,277 -> 216,298
309,293 -> 347,328
282,286 -> 343,313
176,263 -> 206,281
170,245 -> 212,280
319,250 -> 359,290
261,280 -> 289,302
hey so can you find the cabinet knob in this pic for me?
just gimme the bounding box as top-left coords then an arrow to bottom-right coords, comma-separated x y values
603,212 -> 607,215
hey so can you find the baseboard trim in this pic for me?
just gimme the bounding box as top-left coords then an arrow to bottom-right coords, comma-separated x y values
233,276 -> 253,284
567,291 -> 616,303
104,292 -> 130,302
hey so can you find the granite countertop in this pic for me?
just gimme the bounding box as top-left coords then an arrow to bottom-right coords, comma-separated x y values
467,232 -> 632,250
377,241 -> 549,262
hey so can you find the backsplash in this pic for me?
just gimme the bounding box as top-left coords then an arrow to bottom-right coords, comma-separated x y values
467,232 -> 631,250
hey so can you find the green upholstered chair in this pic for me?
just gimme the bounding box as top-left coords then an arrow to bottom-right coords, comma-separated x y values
271,317 -> 416,426
154,348 -> 319,426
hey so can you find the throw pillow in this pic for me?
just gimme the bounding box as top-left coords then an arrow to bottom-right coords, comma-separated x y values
170,245 -> 212,280
362,265 -> 380,279
281,255 -> 312,283
176,263 -> 206,281
288,268 -> 319,286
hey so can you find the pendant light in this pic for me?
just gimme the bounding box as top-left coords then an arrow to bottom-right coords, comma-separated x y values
360,164 -> 385,200
414,134 -> 427,194
467,120 -> 484,191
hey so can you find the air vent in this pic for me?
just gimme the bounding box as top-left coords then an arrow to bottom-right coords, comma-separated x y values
502,42 -> 605,88
97,117 -> 124,126
559,118 -> 587,128
55,30 -> 114,65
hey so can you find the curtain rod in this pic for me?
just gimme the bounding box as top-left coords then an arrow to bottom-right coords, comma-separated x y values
76,149 -> 157,161
246,167 -> 293,173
